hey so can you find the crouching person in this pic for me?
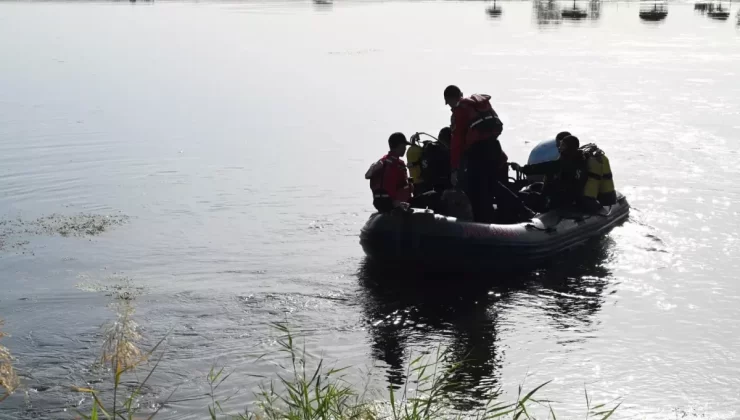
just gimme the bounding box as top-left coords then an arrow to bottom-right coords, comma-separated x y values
365,132 -> 413,212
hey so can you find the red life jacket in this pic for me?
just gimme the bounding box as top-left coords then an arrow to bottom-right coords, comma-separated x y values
365,155 -> 411,202
450,94 -> 504,170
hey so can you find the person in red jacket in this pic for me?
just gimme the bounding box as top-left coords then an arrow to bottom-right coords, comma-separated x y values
443,85 -> 534,223
365,132 -> 413,212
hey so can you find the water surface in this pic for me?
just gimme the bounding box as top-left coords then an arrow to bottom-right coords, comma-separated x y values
1,1 -> 740,418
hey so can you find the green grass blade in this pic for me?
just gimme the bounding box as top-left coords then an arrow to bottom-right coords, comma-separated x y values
596,402 -> 622,420
519,380 -> 552,406
90,392 -> 112,419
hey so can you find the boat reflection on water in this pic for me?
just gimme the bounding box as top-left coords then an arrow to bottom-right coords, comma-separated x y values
356,235 -> 617,409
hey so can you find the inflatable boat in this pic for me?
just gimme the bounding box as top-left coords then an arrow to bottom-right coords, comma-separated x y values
359,193 -> 630,270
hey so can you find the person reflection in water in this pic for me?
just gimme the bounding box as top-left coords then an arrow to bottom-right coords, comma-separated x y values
357,261 -> 503,408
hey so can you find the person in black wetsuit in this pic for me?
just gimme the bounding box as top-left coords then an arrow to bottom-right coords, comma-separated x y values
511,135 -> 603,213
409,127 -> 452,212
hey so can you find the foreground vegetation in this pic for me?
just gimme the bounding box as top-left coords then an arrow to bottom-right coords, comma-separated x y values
0,319 -> 19,404
1,297 -> 620,420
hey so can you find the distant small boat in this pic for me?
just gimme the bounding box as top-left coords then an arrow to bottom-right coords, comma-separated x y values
640,11 -> 668,20
561,0 -> 588,19
562,9 -> 588,18
640,10 -> 668,20
486,6 -> 503,17
640,1 -> 668,21
708,9 -> 730,19
486,0 -> 503,17
700,2 -> 731,19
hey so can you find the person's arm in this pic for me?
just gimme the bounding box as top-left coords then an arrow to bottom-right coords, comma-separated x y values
399,165 -> 412,204
365,160 -> 383,179
450,108 -> 467,171
521,159 -> 561,176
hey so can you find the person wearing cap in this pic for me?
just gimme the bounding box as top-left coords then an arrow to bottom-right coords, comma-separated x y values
443,85 -> 534,223
554,131 -> 572,148
364,132 -> 414,212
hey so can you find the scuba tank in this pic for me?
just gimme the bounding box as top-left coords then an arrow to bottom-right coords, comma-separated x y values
406,136 -> 424,186
580,143 -> 616,206
406,132 -> 451,193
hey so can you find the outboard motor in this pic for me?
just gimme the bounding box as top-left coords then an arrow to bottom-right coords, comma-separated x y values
525,138 -> 559,182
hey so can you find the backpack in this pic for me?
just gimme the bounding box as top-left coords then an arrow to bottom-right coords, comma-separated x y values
419,141 -> 451,188
465,94 -> 503,137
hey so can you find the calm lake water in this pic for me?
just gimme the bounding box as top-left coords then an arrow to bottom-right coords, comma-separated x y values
1,0 -> 740,418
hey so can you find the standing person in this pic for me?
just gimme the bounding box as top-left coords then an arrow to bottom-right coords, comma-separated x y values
365,132 -> 413,212
444,85 -> 533,223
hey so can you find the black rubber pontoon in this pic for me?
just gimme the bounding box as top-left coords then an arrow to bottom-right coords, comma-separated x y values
360,193 -> 629,269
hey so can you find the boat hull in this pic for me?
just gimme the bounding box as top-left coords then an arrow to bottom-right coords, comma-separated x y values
359,193 -> 630,270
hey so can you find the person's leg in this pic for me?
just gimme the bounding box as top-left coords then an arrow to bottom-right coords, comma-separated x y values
465,139 -> 498,223
477,138 -> 534,222
478,161 -> 497,223
518,190 -> 546,213
463,162 -> 484,222
491,181 -> 534,222
473,142 -> 494,223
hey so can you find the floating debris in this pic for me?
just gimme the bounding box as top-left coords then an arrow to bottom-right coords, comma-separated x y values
31,213 -> 129,237
76,275 -> 146,302
0,213 -> 129,252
